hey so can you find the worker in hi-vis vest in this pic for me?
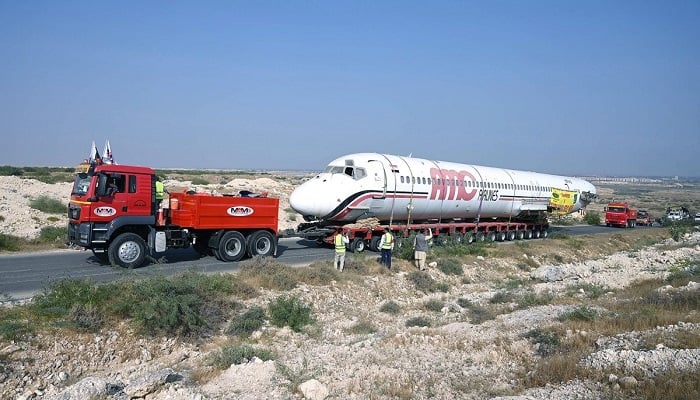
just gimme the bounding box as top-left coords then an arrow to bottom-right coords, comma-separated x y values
155,176 -> 168,209
334,228 -> 350,271
379,227 -> 394,269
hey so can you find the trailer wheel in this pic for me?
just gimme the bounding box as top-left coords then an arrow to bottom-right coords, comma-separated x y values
351,238 -> 366,253
108,232 -> 146,269
524,230 -> 533,239
506,231 -> 516,241
247,230 -> 276,257
533,230 -> 541,239
540,229 -> 549,238
463,232 -> 474,244
515,231 -> 524,240
369,236 -> 381,252
218,231 -> 246,262
475,232 -> 485,242
486,231 -> 496,242
496,231 -> 506,242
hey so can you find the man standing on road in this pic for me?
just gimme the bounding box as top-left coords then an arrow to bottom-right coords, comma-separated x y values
334,228 -> 349,271
413,228 -> 432,270
379,227 -> 394,269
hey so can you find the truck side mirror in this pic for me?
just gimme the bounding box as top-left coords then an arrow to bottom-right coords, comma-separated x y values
96,174 -> 108,197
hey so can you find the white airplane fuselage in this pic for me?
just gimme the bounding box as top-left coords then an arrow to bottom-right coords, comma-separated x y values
289,153 -> 597,225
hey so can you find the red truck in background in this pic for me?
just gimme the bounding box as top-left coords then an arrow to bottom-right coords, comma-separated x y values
68,163 -> 279,268
604,202 -> 637,228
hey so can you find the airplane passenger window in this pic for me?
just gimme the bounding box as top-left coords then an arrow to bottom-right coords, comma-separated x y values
422,177 -> 426,184
400,176 -> 405,183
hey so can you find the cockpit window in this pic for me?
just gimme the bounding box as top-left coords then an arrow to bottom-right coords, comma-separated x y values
325,165 -> 366,180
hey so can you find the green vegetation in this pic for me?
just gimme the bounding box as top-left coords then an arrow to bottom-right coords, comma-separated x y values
405,316 -> 431,328
29,196 -> 66,214
423,299 -> 444,312
208,343 -> 274,369
0,234 -> 21,251
347,320 -> 377,335
582,211 -> 601,226
436,258 -> 463,275
379,300 -> 401,314
267,295 -> 314,333
190,177 -> 211,185
226,306 -> 266,337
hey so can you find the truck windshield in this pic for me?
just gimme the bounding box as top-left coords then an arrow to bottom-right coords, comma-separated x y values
72,173 -> 92,195
608,207 -> 626,213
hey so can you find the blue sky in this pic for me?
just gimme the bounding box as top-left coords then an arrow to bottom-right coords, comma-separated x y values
1,1 -> 698,177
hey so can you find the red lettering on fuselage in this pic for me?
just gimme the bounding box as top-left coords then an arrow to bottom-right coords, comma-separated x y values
429,168 -> 477,201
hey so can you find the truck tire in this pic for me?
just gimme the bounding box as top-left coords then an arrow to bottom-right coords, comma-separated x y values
351,237 -> 366,253
247,230 -> 276,257
369,236 -> 381,252
524,230 -> 533,239
475,232 -> 485,242
515,230 -> 524,240
506,231 -> 516,241
108,232 -> 146,269
540,229 -> 549,238
218,231 -> 246,262
496,231 -> 506,242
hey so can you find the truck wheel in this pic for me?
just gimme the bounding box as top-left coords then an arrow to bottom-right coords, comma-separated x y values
540,229 -> 549,238
351,238 -> 366,253
369,236 -> 381,252
475,232 -> 485,242
506,231 -> 516,241
108,233 -> 146,269
218,231 -> 246,262
496,231 -> 506,242
247,230 -> 276,257
516,231 -> 524,240
486,231 -> 496,242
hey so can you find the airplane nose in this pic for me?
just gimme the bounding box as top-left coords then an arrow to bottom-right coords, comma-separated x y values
289,181 -> 323,218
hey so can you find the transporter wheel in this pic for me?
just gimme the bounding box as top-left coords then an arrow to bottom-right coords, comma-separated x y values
475,232 -> 486,242
533,230 -> 541,239
524,230 -> 533,239
108,233 -> 146,269
436,235 -> 449,246
486,231 -> 496,242
463,232 -> 474,244
506,231 -> 516,241
351,238 -> 366,253
515,231 -> 524,240
369,236 -> 381,252
496,231 -> 506,242
218,230 -> 246,262
247,230 -> 276,257
540,229 -> 549,239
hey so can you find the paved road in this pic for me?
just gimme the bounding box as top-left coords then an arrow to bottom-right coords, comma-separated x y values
0,237 -> 332,301
0,224 -> 653,301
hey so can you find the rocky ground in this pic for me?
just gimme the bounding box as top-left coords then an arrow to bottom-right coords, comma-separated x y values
1,176 -> 699,400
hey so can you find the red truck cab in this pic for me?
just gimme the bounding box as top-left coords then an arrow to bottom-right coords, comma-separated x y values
68,162 -> 279,268
604,202 -> 637,228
